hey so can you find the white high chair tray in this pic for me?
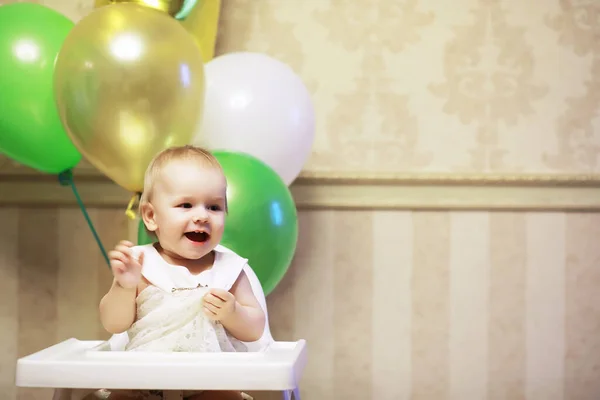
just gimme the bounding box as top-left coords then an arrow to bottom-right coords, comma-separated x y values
16,338 -> 307,391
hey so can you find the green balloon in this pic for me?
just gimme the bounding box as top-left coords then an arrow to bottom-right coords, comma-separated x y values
138,222 -> 154,248
0,3 -> 81,174
137,151 -> 298,295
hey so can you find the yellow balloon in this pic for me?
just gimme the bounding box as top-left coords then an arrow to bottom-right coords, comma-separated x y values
94,0 -> 222,63
180,0 -> 221,62
94,0 -> 185,17
54,3 -> 205,193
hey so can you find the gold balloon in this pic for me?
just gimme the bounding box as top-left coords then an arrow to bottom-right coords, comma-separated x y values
95,0 -> 221,63
85,0 -> 212,216
54,3 -> 205,193
94,0 -> 185,17
180,0 -> 221,62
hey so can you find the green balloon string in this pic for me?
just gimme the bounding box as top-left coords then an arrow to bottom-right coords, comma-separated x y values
175,0 -> 198,20
58,169 -> 111,269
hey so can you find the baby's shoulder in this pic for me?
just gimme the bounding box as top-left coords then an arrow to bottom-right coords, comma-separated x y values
212,245 -> 250,290
213,244 -> 247,262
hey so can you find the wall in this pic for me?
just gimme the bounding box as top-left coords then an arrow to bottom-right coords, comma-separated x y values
0,209 -> 127,400
1,208 -> 599,400
0,0 -> 599,400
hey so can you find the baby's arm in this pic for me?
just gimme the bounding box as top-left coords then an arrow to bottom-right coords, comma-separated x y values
220,270 -> 266,342
99,240 -> 143,334
99,280 -> 137,334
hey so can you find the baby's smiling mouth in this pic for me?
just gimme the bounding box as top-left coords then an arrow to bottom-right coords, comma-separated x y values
185,231 -> 210,243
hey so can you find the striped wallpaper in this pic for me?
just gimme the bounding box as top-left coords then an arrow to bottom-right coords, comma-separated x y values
1,207 -> 598,399
266,210 -> 600,400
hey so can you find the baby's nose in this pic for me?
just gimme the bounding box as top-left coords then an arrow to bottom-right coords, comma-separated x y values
192,212 -> 208,223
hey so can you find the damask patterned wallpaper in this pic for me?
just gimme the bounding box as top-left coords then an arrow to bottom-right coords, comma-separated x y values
1,0 -> 597,177
215,0 -> 599,176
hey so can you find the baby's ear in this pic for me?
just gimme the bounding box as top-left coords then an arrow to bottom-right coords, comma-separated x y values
140,202 -> 157,232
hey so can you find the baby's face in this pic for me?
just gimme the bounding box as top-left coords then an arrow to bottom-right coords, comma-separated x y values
144,159 -> 227,262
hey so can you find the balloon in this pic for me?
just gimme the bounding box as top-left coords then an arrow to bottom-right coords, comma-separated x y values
94,0 -> 220,63
93,0 -> 186,17
179,0 -> 221,62
54,3 -> 205,193
0,3 -> 81,174
137,151 -> 298,295
138,220 -> 153,247
192,52 -> 315,186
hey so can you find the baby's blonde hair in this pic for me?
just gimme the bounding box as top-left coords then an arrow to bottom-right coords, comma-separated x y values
139,145 -> 223,206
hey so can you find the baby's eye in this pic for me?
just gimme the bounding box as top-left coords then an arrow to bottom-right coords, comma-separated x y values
208,205 -> 222,211
178,203 -> 193,209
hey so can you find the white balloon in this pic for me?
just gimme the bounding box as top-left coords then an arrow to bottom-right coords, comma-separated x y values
192,52 -> 315,185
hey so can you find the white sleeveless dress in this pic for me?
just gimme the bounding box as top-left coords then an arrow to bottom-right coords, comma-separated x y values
123,243 -> 251,354
71,244 -> 258,400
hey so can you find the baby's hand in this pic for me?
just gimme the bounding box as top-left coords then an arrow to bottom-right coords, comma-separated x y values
109,240 -> 143,289
202,289 -> 236,321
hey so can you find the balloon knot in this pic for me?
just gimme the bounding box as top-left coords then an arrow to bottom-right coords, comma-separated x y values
58,169 -> 73,186
125,193 -> 140,220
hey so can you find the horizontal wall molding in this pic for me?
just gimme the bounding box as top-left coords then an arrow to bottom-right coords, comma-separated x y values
1,166 -> 599,211
294,177 -> 600,211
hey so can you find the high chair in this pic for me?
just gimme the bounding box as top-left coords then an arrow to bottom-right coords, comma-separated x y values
15,267 -> 306,400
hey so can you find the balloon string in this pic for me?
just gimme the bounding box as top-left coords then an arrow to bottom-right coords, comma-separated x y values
58,169 -> 110,269
175,0 -> 198,20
